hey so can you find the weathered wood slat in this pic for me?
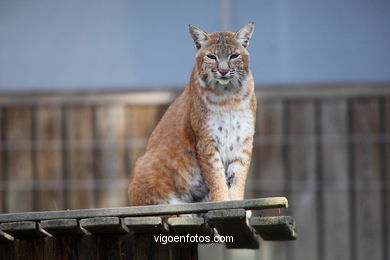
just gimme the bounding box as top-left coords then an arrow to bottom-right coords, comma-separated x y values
0,221 -> 50,239
385,98 -> 390,260
94,105 -> 126,208
0,84 -> 390,107
124,216 -> 169,233
126,105 -> 162,168
168,217 -> 214,236
65,106 -> 95,209
0,197 -> 287,223
40,219 -> 86,235
35,107 -> 64,211
352,99 -> 383,260
250,100 -> 289,260
250,216 -> 296,241
207,209 -> 259,249
4,108 -> 34,213
80,217 -> 129,234
0,230 -> 14,244
288,100 -> 318,260
321,100 -> 350,260
0,108 -> 4,213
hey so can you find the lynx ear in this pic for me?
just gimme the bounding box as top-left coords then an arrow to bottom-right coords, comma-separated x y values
189,25 -> 208,50
235,22 -> 254,48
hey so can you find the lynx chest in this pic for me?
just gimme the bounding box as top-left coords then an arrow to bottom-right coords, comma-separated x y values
207,109 -> 255,168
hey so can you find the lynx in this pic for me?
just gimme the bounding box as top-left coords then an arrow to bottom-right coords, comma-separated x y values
128,23 -> 256,206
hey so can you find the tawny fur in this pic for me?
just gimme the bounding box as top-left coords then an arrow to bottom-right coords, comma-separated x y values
128,23 -> 256,206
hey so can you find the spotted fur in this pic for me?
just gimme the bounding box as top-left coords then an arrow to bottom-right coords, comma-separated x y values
128,23 -> 256,206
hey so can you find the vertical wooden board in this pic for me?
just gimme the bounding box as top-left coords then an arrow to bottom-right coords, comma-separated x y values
251,100 -> 288,260
288,100 -> 317,260
253,100 -> 285,200
352,99 -> 382,260
0,108 -> 3,213
4,108 -> 33,213
384,97 -> 390,260
94,105 -> 126,208
321,100 -> 350,260
35,107 -> 64,211
125,105 -> 163,172
65,106 -> 95,209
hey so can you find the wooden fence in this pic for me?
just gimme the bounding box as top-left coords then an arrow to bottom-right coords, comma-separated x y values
0,83 -> 389,260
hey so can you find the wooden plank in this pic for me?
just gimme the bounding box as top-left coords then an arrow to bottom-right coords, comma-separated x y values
0,230 -> 14,244
0,233 -> 140,259
0,83 -> 390,106
257,83 -> 390,100
4,108 -> 34,213
126,105 -> 162,170
64,106 -> 95,209
0,221 -> 50,239
207,209 -> 259,249
250,216 -> 296,241
80,217 -> 129,234
94,105 -> 126,208
0,108 -> 4,213
35,107 -> 64,211
384,98 -> 390,260
288,100 -> 318,260
352,99 -> 383,260
168,216 -> 214,236
321,100 -> 350,260
0,197 -> 288,223
0,91 -> 177,107
124,216 -> 169,233
252,99 -> 287,260
40,219 -> 86,235
252,100 -> 286,201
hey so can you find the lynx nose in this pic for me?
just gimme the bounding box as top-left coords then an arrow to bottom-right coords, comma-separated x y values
218,69 -> 229,76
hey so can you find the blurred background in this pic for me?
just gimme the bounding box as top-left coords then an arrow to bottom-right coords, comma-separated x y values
0,0 -> 389,260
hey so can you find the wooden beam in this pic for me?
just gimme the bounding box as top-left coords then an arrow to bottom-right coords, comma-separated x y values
0,197 -> 288,223
0,83 -> 389,106
250,216 -> 296,241
40,219 -> 87,235
79,217 -> 129,234
0,230 -> 14,244
0,221 -> 50,239
207,209 -> 259,249
168,217 -> 214,236
124,217 -> 169,233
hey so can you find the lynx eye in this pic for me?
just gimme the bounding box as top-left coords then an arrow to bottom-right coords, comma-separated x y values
206,54 -> 217,60
230,53 -> 240,60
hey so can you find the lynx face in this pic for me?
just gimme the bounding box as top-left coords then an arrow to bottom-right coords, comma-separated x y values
189,24 -> 254,92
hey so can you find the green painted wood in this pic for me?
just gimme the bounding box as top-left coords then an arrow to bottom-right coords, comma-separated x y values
80,217 -> 129,234
250,216 -> 296,241
0,230 -> 14,244
40,218 -> 86,235
0,197 -> 288,223
124,216 -> 169,233
168,217 -> 214,236
0,221 -> 50,239
207,209 -> 259,249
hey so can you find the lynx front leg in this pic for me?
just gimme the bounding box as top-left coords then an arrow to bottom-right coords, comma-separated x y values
197,141 -> 229,202
227,140 -> 253,200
